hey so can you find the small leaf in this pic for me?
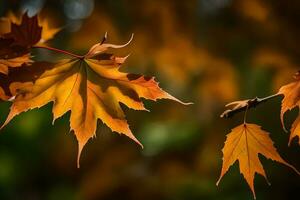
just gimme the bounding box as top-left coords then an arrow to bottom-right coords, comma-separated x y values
290,114 -> 300,145
217,123 -> 299,199
0,13 -> 44,74
0,11 -> 61,44
278,72 -> 300,131
0,12 -> 61,75
4,13 -> 42,47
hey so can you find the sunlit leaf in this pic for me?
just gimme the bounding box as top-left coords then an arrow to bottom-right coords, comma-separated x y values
217,123 -> 299,199
1,39 -> 189,167
278,72 -> 300,132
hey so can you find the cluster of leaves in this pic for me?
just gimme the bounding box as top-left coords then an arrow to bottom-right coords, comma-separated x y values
217,72 -> 300,198
0,9 -> 298,199
0,12 -> 187,167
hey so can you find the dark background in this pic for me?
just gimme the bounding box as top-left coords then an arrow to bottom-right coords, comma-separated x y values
0,0 -> 299,199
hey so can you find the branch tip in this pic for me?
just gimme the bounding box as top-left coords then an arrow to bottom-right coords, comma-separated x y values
221,94 -> 281,119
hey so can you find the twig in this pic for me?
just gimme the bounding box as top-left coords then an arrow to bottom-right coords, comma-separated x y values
220,93 -> 282,118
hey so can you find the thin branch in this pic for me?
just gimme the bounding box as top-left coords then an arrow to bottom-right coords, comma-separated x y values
32,45 -> 84,59
220,93 -> 282,118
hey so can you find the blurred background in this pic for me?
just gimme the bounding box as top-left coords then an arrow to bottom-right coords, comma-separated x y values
0,0 -> 299,199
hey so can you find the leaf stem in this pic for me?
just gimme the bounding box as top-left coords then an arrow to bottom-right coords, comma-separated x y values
221,93 -> 282,118
32,45 -> 84,59
243,104 -> 249,124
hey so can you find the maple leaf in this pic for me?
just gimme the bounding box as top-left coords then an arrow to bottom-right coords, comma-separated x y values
278,72 -> 300,131
290,115 -> 300,145
1,37 -> 189,167
3,13 -> 42,47
0,13 -> 43,74
0,61 -> 52,100
0,11 -> 59,75
0,12 -> 60,44
217,123 -> 299,199
0,38 -> 32,75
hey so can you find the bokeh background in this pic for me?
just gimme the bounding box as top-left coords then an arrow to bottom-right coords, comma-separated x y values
0,0 -> 299,199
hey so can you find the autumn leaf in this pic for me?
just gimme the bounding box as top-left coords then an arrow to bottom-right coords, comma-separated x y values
38,17 -> 61,44
0,38 -> 32,75
0,11 -> 60,75
0,11 -> 60,44
1,37 -> 189,167
3,13 -> 42,47
290,115 -> 300,145
278,72 -> 300,130
217,123 -> 299,199
0,13 -> 43,74
0,54 -> 31,74
0,62 -> 52,100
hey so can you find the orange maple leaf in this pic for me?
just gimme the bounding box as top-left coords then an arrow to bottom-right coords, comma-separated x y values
278,72 -> 300,125
1,37 -> 190,167
290,115 -> 300,145
217,123 -> 299,199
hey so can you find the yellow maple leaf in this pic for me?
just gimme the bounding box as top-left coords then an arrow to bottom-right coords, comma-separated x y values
217,123 -> 299,199
1,39 -> 189,167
